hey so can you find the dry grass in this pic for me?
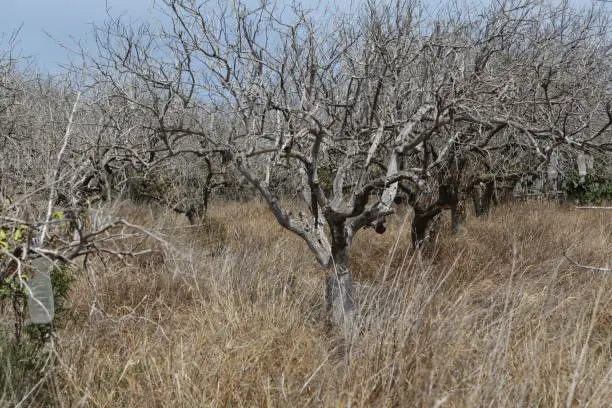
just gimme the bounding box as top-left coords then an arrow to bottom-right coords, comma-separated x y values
1,200 -> 610,407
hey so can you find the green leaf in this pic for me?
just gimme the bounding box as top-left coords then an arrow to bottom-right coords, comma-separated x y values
52,210 -> 65,220
0,229 -> 7,249
13,225 -> 27,242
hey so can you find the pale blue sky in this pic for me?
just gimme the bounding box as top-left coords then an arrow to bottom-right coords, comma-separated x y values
0,0 -> 157,72
0,0 -> 357,72
0,0 -> 606,74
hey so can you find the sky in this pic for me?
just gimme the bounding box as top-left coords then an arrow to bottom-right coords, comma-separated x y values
0,0 -> 608,74
0,0 -> 350,73
0,0 -> 158,73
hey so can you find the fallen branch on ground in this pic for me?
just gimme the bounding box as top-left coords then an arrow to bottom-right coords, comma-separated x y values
563,250 -> 611,272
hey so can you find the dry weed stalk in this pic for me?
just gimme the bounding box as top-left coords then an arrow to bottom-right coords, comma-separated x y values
2,201 -> 609,407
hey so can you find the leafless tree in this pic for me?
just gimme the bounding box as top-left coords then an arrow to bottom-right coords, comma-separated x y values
0,51 -> 166,340
92,0 -> 611,324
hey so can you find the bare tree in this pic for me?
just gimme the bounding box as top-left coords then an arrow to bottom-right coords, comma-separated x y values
0,53 -> 165,341
92,0 -> 611,324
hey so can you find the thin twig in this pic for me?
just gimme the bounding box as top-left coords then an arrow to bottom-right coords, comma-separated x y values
299,355 -> 329,394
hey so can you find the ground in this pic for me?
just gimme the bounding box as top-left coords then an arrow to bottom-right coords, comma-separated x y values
1,201 -> 610,407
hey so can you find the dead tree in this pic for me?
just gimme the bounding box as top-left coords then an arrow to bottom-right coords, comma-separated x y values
0,54 -> 171,341
92,0 -> 611,325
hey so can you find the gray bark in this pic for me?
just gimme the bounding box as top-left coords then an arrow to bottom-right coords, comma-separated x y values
325,263 -> 355,325
325,223 -> 355,324
438,183 -> 467,234
472,181 -> 494,217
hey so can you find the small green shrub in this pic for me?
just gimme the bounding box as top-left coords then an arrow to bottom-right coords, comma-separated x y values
565,165 -> 612,204
0,325 -> 56,406
49,263 -> 75,323
0,262 -> 74,405
1,262 -> 75,355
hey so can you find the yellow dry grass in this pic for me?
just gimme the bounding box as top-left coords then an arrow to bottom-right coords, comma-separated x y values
2,200 -> 611,407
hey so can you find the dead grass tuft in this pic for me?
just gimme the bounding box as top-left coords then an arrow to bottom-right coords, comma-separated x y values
2,200 -> 610,407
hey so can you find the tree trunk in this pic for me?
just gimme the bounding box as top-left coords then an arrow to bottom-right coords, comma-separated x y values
472,181 -> 494,217
186,186 -> 210,225
186,208 -> 199,225
325,229 -> 355,324
325,263 -> 355,325
441,183 -> 467,234
411,205 -> 442,248
451,192 -> 467,234
445,147 -> 467,234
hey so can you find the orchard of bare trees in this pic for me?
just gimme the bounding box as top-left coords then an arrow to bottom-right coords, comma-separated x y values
1,0 -> 611,406
89,0 -> 611,321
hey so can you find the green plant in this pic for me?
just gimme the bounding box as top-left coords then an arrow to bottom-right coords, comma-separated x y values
1,250 -> 75,343
565,165 -> 612,204
0,273 -> 28,300
24,262 -> 75,342
49,262 -> 75,325
0,325 -> 55,406
1,224 -> 31,343
0,262 -> 73,404
0,225 -> 74,405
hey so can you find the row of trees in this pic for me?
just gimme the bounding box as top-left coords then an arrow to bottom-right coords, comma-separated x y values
0,35 -> 160,340
91,0 -> 611,322
2,0 -> 611,326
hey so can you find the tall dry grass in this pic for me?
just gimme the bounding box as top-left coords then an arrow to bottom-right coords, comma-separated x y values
1,200 -> 610,407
